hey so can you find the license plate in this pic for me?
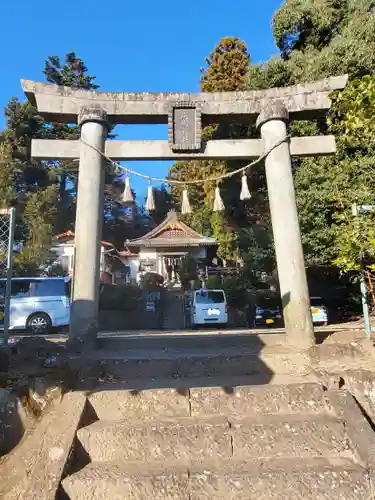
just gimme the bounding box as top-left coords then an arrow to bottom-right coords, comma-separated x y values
208,308 -> 220,316
266,319 -> 274,324
311,308 -> 320,314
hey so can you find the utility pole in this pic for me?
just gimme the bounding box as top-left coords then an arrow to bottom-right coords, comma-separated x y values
351,203 -> 374,339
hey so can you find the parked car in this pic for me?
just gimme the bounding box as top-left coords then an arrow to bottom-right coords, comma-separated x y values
254,296 -> 328,328
0,277 -> 71,334
189,289 -> 228,328
255,304 -> 283,327
310,296 -> 328,325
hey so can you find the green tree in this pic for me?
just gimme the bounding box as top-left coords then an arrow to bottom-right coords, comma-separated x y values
1,95 -> 56,273
328,76 -> 375,271
149,184 -> 172,225
43,52 -> 126,241
246,1 -> 375,276
200,36 -> 250,92
169,37 -> 262,263
179,257 -> 198,289
0,51 -> 127,274
0,142 -> 15,208
42,52 -> 101,234
44,52 -> 99,90
268,0 -> 375,83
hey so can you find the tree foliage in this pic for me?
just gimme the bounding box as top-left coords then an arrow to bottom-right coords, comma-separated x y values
272,0 -> 375,82
247,1 -> 375,276
329,75 -> 375,148
168,3 -> 375,286
169,37 -> 273,266
0,52 -> 126,275
328,77 -> 375,271
200,37 -> 250,92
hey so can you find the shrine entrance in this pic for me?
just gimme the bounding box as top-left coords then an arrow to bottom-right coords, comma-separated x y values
22,74 -> 348,348
123,210 -> 217,287
162,255 -> 183,284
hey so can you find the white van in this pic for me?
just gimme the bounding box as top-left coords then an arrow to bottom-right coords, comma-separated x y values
0,277 -> 71,333
190,289 -> 228,328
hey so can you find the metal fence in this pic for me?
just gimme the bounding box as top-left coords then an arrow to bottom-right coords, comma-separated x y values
0,208 -> 16,347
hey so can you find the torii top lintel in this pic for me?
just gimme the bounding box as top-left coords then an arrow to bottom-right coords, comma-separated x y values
21,75 -> 348,125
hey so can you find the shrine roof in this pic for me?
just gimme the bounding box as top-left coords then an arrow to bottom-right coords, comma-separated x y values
53,231 -> 116,249
125,211 -> 217,248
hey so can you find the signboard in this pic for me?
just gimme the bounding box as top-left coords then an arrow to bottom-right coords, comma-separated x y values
352,204 -> 375,216
148,292 -> 161,301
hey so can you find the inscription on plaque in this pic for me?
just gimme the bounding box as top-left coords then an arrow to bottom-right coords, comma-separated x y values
168,103 -> 201,152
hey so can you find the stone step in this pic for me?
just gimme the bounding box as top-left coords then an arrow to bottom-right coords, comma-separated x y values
89,382 -> 326,421
97,332 -> 286,351
85,346 -> 309,380
77,414 -> 353,463
62,457 -> 370,499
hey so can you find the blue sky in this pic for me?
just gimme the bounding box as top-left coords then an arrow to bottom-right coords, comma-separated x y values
1,0 -> 282,198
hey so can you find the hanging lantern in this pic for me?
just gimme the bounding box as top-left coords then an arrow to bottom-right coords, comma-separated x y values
145,184 -> 155,212
240,173 -> 251,201
213,185 -> 225,212
181,188 -> 192,215
122,176 -> 134,203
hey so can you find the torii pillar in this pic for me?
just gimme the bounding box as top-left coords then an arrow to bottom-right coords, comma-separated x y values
69,106 -> 108,347
257,104 -> 315,349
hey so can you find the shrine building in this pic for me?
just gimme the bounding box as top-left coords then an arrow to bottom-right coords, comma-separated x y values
121,210 -> 217,283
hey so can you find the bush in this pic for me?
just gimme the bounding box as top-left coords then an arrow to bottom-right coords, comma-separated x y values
193,279 -> 202,289
206,275 -> 222,289
99,283 -> 142,311
179,258 -> 198,288
140,272 -> 164,291
222,276 -> 252,309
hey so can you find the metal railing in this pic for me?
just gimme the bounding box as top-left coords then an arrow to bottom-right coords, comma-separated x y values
0,208 -> 16,347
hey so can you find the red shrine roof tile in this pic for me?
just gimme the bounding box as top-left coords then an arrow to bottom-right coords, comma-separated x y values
54,231 -> 116,248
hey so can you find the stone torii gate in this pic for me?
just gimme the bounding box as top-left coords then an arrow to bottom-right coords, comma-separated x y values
22,75 -> 348,348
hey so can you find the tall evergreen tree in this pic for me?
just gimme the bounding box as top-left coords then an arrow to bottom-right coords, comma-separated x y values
41,52 -> 101,234
43,53 -> 129,244
247,0 -> 375,272
0,52 -> 126,274
169,37 -> 261,263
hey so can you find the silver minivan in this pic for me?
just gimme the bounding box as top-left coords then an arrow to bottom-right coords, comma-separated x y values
190,289 -> 228,328
0,277 -> 71,333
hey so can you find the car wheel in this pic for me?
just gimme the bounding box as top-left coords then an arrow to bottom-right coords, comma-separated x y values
27,313 -> 52,334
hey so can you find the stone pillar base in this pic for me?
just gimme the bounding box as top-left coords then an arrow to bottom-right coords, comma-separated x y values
68,321 -> 98,354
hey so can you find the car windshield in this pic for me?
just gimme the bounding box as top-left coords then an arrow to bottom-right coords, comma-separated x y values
0,278 -> 69,298
195,290 -> 224,304
310,298 -> 323,307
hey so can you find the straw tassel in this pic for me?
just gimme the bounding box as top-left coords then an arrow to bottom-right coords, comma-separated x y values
240,173 -> 251,201
181,188 -> 192,215
145,184 -> 155,212
122,176 -> 134,203
213,185 -> 225,212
